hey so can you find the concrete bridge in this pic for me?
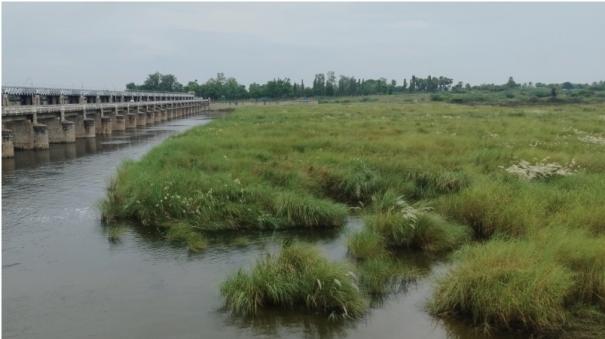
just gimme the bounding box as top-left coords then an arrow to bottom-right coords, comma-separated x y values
2,86 -> 210,158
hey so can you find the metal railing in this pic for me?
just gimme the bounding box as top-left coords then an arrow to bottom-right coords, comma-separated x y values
2,86 -> 195,99
2,98 -> 209,116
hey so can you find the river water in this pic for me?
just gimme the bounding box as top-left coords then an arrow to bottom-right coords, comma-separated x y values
2,115 -> 495,339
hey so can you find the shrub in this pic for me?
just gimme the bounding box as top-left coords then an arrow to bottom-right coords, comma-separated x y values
221,242 -> 367,319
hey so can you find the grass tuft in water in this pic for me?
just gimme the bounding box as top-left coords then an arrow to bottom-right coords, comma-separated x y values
221,242 -> 367,319
365,192 -> 470,253
347,228 -> 388,260
429,239 -> 574,334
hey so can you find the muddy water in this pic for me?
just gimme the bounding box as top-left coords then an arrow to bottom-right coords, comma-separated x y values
3,115 -> 498,339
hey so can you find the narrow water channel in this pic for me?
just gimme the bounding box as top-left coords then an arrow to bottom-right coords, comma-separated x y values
2,115 -> 497,339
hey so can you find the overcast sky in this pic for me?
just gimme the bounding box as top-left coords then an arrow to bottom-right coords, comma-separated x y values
2,2 -> 605,89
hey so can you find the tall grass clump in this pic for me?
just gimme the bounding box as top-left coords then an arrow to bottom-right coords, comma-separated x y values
318,159 -> 385,205
538,227 -> 605,308
272,191 -> 347,228
430,239 -> 574,334
365,192 -> 469,253
221,242 -> 367,319
347,228 -> 388,260
440,179 -> 536,238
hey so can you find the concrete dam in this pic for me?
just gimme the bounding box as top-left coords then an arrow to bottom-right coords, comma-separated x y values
1,86 -> 210,158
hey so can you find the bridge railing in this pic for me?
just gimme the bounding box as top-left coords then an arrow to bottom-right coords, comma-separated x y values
2,86 -> 195,99
2,98 -> 209,116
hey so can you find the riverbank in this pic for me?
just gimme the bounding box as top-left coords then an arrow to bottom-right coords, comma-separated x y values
102,98 -> 605,336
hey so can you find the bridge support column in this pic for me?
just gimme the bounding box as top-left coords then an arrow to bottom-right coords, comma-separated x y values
126,114 -> 137,129
100,116 -> 112,135
74,115 -> 95,138
136,112 -> 146,127
155,111 -> 162,123
2,129 -> 15,158
112,115 -> 126,131
161,111 -> 167,121
5,120 -> 34,150
146,111 -> 155,125
45,117 -> 76,143
33,123 -> 49,150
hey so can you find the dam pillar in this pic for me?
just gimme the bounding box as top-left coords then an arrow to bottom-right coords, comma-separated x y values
111,105 -> 126,132
45,117 -> 76,143
2,128 -> 15,158
137,111 -> 147,127
33,123 -> 49,150
6,120 -> 34,150
146,111 -> 155,125
126,113 -> 137,128
100,116 -> 113,135
112,114 -> 126,132
74,114 -> 95,138
125,104 -> 136,129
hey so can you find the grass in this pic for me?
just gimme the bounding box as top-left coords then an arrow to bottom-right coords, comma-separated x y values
364,197 -> 470,253
220,242 -> 366,319
429,239 -> 574,334
430,230 -> 605,334
347,228 -> 388,259
102,95 -> 605,334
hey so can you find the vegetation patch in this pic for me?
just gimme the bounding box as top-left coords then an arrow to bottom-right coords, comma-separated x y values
220,242 -> 366,319
430,240 -> 574,334
431,230 -> 605,334
102,97 -> 605,335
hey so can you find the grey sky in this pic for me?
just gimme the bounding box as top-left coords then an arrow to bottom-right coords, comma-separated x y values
2,2 -> 605,89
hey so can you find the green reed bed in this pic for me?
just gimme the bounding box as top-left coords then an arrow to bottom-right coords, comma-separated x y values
221,242 -> 366,319
102,98 -> 605,333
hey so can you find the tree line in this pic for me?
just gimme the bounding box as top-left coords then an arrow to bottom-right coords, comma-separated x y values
126,72 -> 605,100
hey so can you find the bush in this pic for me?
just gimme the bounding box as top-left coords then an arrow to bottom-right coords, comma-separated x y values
221,242 -> 367,319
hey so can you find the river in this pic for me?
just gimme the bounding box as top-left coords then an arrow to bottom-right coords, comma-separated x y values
2,114 -> 496,339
